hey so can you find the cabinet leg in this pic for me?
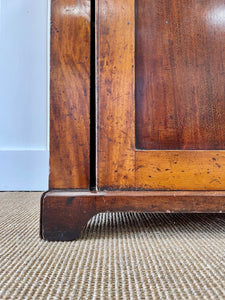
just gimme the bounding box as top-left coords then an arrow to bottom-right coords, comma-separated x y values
40,191 -> 97,241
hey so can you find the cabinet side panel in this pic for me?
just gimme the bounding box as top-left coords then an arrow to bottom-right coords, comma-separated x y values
97,0 -> 135,189
50,0 -> 90,189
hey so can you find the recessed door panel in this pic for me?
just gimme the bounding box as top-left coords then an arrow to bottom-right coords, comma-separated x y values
136,0 -> 225,150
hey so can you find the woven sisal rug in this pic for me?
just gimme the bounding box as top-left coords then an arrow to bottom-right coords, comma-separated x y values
0,192 -> 225,299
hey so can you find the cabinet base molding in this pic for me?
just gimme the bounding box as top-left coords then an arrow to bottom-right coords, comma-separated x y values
41,190 -> 225,241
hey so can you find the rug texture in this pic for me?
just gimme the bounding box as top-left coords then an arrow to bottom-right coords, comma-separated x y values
0,192 -> 225,300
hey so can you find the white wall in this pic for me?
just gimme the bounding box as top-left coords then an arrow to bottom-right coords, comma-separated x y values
0,0 -> 49,190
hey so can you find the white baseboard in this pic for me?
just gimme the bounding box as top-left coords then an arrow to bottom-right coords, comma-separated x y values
0,150 -> 49,191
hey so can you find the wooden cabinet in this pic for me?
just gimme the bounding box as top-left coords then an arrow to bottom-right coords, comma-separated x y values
41,0 -> 225,241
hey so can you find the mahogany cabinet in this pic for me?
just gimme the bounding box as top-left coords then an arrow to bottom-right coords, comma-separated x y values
41,0 -> 225,241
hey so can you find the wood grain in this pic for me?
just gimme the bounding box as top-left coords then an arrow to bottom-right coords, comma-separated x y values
97,0 -> 136,189
41,190 -> 225,240
136,0 -> 225,150
50,0 -> 90,189
136,150 -> 225,190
